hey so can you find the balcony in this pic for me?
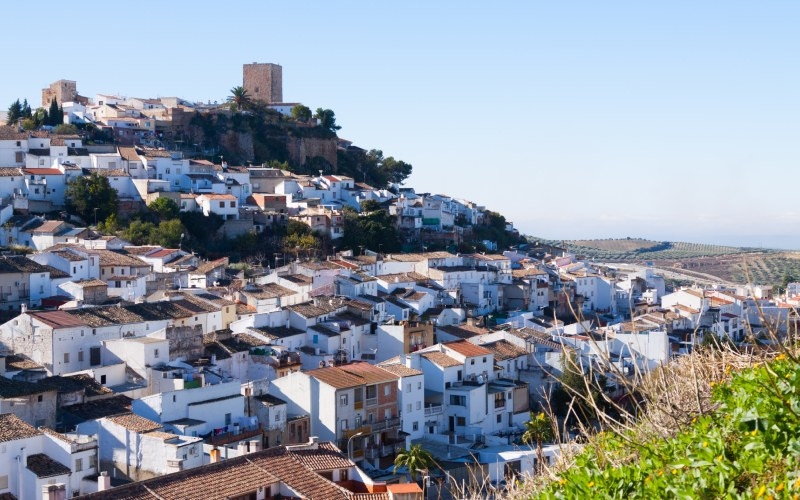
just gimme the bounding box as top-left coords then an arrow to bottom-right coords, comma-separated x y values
354,400 -> 364,410
208,425 -> 262,446
371,417 -> 400,432
365,397 -> 377,407
424,404 -> 443,417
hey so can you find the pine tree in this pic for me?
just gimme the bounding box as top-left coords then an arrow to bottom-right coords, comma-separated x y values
48,98 -> 61,126
6,99 -> 22,125
21,99 -> 32,118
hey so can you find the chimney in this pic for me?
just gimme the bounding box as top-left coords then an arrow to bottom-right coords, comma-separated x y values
210,448 -> 221,463
20,303 -> 27,314
98,471 -> 111,491
250,439 -> 261,452
42,484 -> 67,500
237,442 -> 250,456
308,436 -> 319,449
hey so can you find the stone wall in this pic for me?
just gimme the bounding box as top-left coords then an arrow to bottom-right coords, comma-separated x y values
287,136 -> 338,168
164,325 -> 204,361
243,63 -> 283,103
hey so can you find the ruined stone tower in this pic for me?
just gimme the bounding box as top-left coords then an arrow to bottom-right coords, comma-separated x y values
41,79 -> 77,107
243,62 -> 283,103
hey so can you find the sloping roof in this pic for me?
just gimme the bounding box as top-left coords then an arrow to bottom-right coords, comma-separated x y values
27,454 -> 71,478
106,412 -> 162,433
289,442 -> 354,471
377,363 -> 423,377
438,323 -> 489,340
480,340 -> 527,361
444,340 -> 492,358
421,351 -> 462,368
307,366 -> 367,389
0,255 -> 53,274
29,310 -> 89,329
337,362 -> 399,385
243,283 -> 295,299
0,413 -> 42,442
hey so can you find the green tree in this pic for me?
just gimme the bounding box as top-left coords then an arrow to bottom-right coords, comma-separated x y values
21,99 -> 32,119
20,119 -> 36,131
148,198 -> 180,221
97,214 -> 119,234
313,108 -> 341,133
340,208 -> 402,254
180,211 -> 224,241
6,99 -> 22,125
522,411 -> 555,472
228,86 -> 253,111
48,98 -> 61,125
54,123 -> 79,135
123,220 -> 156,245
33,108 -> 48,128
152,219 -> 185,248
66,173 -> 119,225
291,104 -> 312,122
393,444 -> 435,481
360,199 -> 381,213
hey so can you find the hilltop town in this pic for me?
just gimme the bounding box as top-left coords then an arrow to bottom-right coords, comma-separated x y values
0,65 -> 796,499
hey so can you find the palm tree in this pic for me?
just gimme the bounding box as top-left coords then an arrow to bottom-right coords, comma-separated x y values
228,86 -> 253,110
393,444 -> 435,481
522,411 -> 554,472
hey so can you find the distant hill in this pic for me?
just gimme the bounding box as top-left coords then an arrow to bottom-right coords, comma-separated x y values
527,237 -> 800,286
564,238 -> 752,260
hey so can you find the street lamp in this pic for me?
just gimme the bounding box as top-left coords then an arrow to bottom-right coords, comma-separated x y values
347,431 -> 364,461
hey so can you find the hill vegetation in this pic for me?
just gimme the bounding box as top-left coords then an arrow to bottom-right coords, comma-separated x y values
527,348 -> 800,499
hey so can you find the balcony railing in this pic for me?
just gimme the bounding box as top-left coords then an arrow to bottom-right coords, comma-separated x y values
365,397 -> 377,407
354,401 -> 364,410
424,404 -> 443,417
371,417 -> 400,432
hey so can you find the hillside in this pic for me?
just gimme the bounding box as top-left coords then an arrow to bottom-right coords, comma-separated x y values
515,348 -> 800,499
530,237 -> 800,287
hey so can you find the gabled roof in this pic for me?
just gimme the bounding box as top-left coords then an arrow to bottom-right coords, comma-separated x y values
480,340 -> 527,361
105,412 -> 162,433
0,413 -> 42,442
27,454 -> 70,478
421,351 -> 462,368
444,340 -> 492,357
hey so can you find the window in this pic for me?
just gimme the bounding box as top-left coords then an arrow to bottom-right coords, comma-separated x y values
406,403 -> 412,413
37,395 -> 43,402
90,347 -> 101,366
470,359 -> 475,365
229,201 -> 235,207
340,420 -> 348,431
456,416 -> 466,426
417,382 -> 422,390
75,458 -> 83,472
457,370 -> 462,381
483,357 -> 487,363
63,352 -> 70,364
449,395 -> 466,406
225,413 -> 232,425
340,394 -> 348,406
412,421 -> 419,432
154,348 -> 159,358
78,351 -> 84,363
219,201 -> 224,208
406,383 -> 411,393
89,454 -> 97,468
100,375 -> 106,384
416,401 -> 421,410
497,414 -> 502,423
274,412 -> 280,422
384,385 -> 390,396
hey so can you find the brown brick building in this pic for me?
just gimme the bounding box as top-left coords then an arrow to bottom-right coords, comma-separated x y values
243,62 -> 283,103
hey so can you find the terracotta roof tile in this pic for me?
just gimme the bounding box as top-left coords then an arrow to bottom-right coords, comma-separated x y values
421,351 -> 462,368
106,412 -> 162,433
444,340 -> 492,358
0,413 -> 42,442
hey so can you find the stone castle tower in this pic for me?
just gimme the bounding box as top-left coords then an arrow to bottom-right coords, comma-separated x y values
41,79 -> 77,107
243,63 -> 283,103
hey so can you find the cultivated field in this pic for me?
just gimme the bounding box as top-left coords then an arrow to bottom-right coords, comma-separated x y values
531,237 -> 800,286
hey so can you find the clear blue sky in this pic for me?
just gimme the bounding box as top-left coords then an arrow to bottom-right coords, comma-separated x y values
3,1 -> 799,248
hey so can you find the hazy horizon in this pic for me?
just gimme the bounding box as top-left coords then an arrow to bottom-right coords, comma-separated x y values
2,1 -> 798,249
